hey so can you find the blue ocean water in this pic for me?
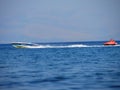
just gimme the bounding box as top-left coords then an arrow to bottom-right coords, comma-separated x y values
0,41 -> 120,90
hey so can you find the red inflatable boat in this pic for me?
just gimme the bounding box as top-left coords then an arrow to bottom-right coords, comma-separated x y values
104,39 -> 117,45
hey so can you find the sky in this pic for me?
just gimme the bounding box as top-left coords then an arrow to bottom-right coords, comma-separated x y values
0,0 -> 120,43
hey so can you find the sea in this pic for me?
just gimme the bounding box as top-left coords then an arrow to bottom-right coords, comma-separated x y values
0,41 -> 120,90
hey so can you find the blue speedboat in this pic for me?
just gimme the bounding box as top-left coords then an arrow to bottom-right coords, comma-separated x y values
12,42 -> 39,48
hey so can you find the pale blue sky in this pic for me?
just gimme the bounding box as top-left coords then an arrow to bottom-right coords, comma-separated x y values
0,0 -> 120,43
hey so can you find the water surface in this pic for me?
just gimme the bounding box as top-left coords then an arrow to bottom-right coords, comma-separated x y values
0,41 -> 120,90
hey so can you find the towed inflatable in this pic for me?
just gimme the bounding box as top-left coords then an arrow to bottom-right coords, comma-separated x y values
104,39 -> 117,45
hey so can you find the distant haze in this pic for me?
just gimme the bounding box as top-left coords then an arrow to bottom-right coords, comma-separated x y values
0,0 -> 120,43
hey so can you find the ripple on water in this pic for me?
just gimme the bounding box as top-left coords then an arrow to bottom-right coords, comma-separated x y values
29,76 -> 69,84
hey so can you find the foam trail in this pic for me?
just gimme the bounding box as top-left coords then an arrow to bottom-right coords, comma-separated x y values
22,44 -> 120,48
15,44 -> 120,48
21,44 -> 87,48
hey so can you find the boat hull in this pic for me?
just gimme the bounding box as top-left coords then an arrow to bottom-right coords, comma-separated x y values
104,43 -> 117,45
13,45 -> 27,48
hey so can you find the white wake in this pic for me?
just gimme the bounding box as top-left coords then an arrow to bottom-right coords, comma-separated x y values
22,44 -> 120,48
